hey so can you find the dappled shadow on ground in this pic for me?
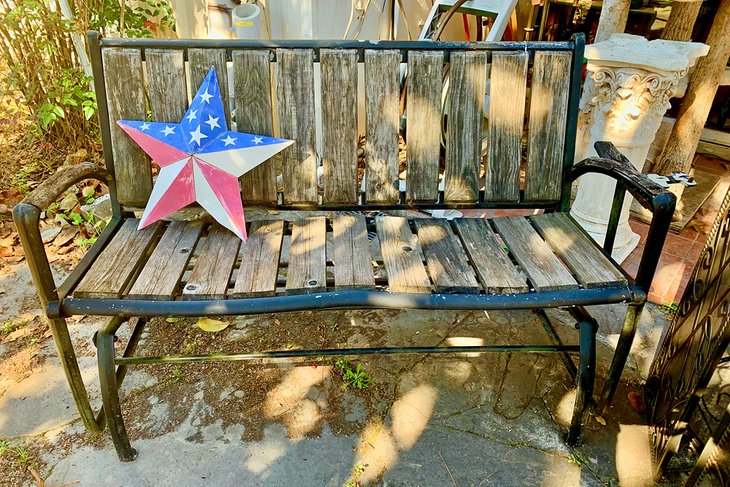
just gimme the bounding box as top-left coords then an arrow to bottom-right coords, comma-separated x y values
34,307 -> 661,486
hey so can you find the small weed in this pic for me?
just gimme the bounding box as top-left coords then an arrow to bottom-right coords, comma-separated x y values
335,360 -> 373,390
12,160 -> 51,194
14,446 -> 29,465
344,464 -> 367,487
659,302 -> 679,316
161,367 -> 184,387
568,450 -> 588,467
1,320 -> 23,335
0,440 -> 8,457
75,236 -> 97,248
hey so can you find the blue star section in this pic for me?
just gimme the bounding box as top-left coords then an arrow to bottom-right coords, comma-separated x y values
119,68 -> 289,156
198,132 -> 289,154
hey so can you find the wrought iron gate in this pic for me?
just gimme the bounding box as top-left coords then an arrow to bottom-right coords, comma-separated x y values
646,187 -> 730,483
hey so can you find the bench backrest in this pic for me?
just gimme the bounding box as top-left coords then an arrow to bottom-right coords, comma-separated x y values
89,33 -> 584,212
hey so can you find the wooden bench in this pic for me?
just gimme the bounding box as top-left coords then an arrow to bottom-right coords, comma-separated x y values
13,31 -> 675,462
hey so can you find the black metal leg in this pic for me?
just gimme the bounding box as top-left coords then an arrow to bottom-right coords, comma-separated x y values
567,318 -> 597,446
598,304 -> 642,413
14,203 -> 100,433
97,318 -> 137,461
46,316 -> 102,432
95,317 -> 148,430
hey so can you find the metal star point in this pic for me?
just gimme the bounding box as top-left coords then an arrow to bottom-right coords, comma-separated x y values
116,67 -> 293,240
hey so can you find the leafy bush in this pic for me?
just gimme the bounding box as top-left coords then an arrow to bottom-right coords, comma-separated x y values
0,0 -> 175,153
0,0 -> 97,150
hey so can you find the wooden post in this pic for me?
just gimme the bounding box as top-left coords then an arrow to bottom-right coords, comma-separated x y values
660,0 -> 703,41
594,0 -> 631,42
653,0 -> 730,178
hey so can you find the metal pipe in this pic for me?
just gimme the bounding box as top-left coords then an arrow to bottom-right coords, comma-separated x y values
60,286 -> 643,317
96,34 -> 575,52
115,344 -> 580,366
13,203 -> 100,433
635,191 -> 676,291
567,317 -> 597,445
532,308 -> 577,380
604,183 -> 626,255
560,33 -> 586,212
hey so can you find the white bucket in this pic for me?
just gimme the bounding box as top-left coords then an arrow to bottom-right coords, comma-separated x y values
232,4 -> 264,39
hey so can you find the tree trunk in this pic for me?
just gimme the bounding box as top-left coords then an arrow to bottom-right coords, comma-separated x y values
594,0 -> 631,42
661,0 -> 703,41
653,0 -> 730,177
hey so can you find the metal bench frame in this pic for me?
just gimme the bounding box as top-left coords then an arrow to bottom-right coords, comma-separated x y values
13,32 -> 675,462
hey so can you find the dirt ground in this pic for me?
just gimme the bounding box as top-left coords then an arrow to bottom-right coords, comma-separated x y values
0,249 -> 687,487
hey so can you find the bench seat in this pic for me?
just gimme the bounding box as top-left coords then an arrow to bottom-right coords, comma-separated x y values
61,212 -> 634,314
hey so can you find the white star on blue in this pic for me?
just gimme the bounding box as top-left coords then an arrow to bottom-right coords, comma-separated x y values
119,68 -> 289,157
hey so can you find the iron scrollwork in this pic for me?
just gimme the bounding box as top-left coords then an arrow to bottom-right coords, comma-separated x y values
646,188 -> 730,479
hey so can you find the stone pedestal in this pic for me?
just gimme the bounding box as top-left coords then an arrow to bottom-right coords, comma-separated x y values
570,34 -> 708,262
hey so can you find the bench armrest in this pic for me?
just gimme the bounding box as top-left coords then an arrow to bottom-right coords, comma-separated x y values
570,142 -> 675,292
571,142 -> 671,211
13,162 -> 113,308
20,162 -> 111,210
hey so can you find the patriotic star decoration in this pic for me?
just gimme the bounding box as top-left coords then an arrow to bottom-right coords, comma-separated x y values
117,67 -> 292,240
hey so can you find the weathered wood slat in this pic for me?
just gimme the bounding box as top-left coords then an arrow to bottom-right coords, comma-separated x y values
406,51 -> 443,203
414,219 -> 479,293
127,221 -> 204,300
286,217 -> 327,294
321,50 -> 359,204
277,49 -> 318,204
74,219 -> 162,298
188,48 -> 231,126
145,49 -> 188,123
182,225 -> 240,300
332,214 -> 375,290
530,213 -> 627,288
233,50 -> 278,205
452,218 -> 529,294
365,50 -> 401,204
376,216 -> 431,293
485,51 -> 528,202
444,51 -> 487,203
231,220 -> 285,297
524,51 -> 572,202
491,216 -> 579,292
103,48 -> 151,206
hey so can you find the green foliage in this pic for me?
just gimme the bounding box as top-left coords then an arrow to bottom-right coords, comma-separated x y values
0,0 -> 175,152
335,360 -> 373,390
14,446 -> 29,465
659,302 -> 679,315
46,186 -> 108,237
1,320 -> 23,335
89,0 -> 176,38
37,69 -> 97,131
0,440 -> 8,457
0,0 -> 98,149
11,159 -> 52,194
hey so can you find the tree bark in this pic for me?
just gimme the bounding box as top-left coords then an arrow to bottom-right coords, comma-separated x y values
594,0 -> 631,42
653,0 -> 730,176
661,0 -> 703,41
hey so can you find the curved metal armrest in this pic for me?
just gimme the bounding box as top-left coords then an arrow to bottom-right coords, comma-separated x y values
20,161 -> 111,211
571,141 -> 673,212
13,162 -> 113,308
571,141 -> 675,292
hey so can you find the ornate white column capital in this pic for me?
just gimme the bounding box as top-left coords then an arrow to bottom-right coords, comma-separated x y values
579,34 -> 708,149
581,67 -> 680,148
571,34 -> 709,262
